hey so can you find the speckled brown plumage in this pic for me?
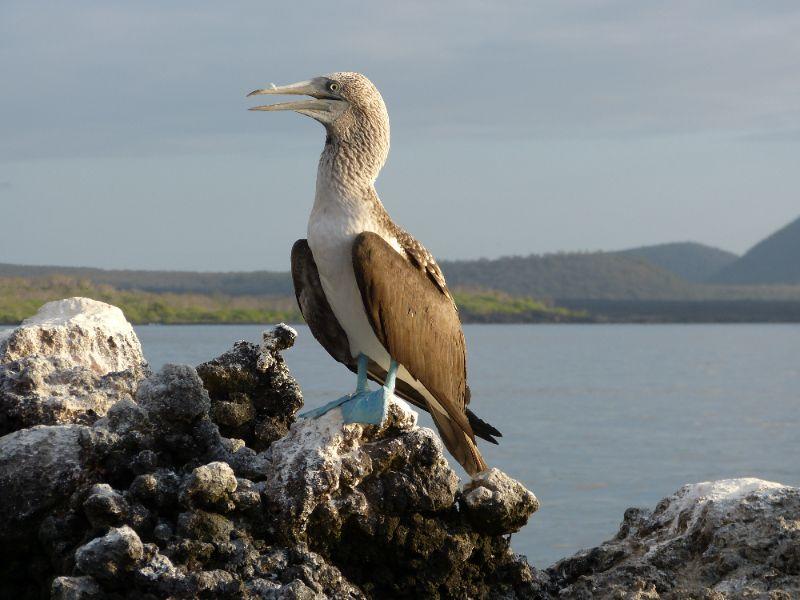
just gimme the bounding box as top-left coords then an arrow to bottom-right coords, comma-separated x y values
351,232 -> 488,475
292,239 -> 501,446
365,187 -> 454,303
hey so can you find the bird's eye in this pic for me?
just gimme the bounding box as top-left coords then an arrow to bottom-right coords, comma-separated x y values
329,82 -> 340,93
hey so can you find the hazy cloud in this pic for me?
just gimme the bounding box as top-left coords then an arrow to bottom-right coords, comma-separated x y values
1,1 -> 798,269
2,1 -> 799,160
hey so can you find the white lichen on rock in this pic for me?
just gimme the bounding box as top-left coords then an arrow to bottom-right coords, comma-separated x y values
462,467 -> 540,534
0,297 -> 146,375
656,477 -> 786,533
256,323 -> 297,372
262,396 -> 437,533
550,477 -> 800,598
0,297 -> 148,434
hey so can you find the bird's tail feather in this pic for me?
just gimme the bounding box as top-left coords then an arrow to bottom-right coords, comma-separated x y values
466,408 -> 502,445
375,365 -> 502,446
428,407 -> 488,477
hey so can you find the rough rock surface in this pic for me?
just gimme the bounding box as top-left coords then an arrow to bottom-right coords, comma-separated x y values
262,399 -> 539,597
0,301 -> 541,599
0,297 -> 148,434
0,424 -> 91,541
0,297 -> 146,375
195,326 -> 302,451
547,478 -> 800,599
463,468 -> 540,535
74,525 -> 145,581
3,299 -> 795,599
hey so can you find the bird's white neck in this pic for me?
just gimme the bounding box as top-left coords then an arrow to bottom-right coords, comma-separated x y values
314,143 -> 368,208
312,133 -> 387,217
308,103 -> 394,251
313,102 -> 389,201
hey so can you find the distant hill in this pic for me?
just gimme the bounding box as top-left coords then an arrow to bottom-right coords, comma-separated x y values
440,253 -> 695,300
5,244 -> 800,305
0,263 -> 293,297
8,255 -> 692,301
0,276 -> 589,325
441,252 -> 800,302
712,215 -> 800,284
614,242 -> 738,283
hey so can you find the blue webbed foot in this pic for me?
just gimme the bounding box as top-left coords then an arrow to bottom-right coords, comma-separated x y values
299,354 -> 398,426
298,394 -> 353,420
340,386 -> 391,425
298,386 -> 392,425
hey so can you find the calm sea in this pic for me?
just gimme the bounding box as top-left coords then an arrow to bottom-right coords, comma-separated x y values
135,323 -> 800,568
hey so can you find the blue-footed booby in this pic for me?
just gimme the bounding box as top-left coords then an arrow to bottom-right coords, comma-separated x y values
248,72 -> 500,476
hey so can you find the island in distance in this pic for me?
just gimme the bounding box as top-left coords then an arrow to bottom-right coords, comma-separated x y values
2,214 -> 800,325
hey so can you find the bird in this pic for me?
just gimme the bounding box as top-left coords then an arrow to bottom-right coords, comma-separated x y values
248,72 -> 501,476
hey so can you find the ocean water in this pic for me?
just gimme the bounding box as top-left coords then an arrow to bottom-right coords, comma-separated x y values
135,323 -> 800,568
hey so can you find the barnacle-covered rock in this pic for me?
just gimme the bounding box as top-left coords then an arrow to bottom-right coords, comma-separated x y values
0,298 -> 147,435
548,478 -> 800,599
261,399 -> 540,598
462,467 -> 539,535
196,325 -> 302,451
0,299 -> 551,600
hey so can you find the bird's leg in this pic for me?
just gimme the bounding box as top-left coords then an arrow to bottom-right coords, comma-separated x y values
383,359 -> 399,395
339,357 -> 397,426
355,353 -> 370,394
297,354 -> 369,420
299,354 -> 395,426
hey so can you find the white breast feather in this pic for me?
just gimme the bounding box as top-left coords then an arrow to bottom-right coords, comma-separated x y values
306,185 -> 448,418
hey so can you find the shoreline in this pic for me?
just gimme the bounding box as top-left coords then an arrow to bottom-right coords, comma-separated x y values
4,318 -> 800,326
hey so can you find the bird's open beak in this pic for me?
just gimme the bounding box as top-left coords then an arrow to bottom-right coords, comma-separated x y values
247,79 -> 346,124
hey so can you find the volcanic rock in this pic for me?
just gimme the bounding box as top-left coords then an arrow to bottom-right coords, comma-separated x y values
0,297 -> 147,434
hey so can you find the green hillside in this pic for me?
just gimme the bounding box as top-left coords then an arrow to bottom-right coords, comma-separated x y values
2,254 -> 692,301
0,263 -> 293,297
5,246 -> 800,307
5,219 -> 800,325
615,242 -> 738,283
0,277 -> 585,325
440,252 -> 695,300
712,215 -> 800,284
0,277 -> 301,325
452,289 -> 589,323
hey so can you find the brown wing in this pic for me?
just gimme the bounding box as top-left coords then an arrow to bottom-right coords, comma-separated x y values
391,228 -> 453,303
292,238 -> 450,411
293,237 -> 500,448
352,232 -> 488,475
291,239 -> 354,366
366,361 -> 500,445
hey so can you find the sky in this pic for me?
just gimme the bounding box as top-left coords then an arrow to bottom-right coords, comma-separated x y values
1,1 -> 799,271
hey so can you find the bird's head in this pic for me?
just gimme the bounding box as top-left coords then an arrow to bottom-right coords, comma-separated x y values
248,72 -> 389,156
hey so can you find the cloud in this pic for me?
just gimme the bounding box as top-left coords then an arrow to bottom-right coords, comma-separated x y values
1,1 -> 800,161
739,129 -> 800,143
